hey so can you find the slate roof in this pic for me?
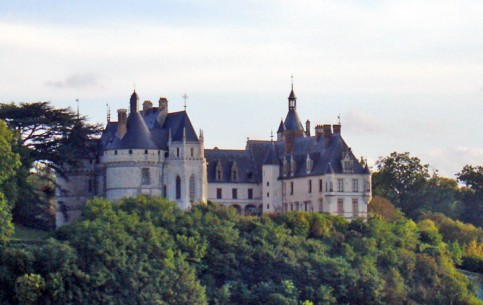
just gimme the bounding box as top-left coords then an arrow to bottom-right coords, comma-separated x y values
101,94 -> 199,151
284,109 -> 305,132
106,112 -> 157,150
205,133 -> 368,183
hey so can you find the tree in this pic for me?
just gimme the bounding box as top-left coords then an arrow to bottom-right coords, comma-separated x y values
0,120 -> 21,243
457,165 -> 483,227
373,152 -> 429,217
0,102 -> 102,229
368,196 -> 398,221
0,102 -> 102,175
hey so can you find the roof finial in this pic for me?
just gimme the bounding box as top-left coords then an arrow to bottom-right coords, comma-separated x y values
270,130 -> 274,141
182,93 -> 188,111
291,74 -> 294,90
106,103 -> 111,122
338,113 -> 341,125
133,82 -> 136,91
76,99 -> 80,119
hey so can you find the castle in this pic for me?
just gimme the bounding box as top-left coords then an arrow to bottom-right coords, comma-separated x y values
56,85 -> 371,226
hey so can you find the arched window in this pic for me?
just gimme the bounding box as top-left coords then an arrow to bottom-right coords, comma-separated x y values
189,175 -> 195,201
176,176 -> 181,199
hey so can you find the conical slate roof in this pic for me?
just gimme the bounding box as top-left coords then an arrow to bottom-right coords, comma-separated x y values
284,109 -> 304,132
107,111 -> 157,150
263,142 -> 280,165
277,119 -> 285,133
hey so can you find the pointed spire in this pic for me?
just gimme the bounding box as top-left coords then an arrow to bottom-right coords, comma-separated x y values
130,90 -> 139,113
288,76 -> 297,110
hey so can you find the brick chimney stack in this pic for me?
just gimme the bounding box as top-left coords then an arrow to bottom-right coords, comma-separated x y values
305,120 -> 311,137
117,109 -> 127,138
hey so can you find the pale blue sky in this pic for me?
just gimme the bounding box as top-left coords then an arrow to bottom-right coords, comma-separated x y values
1,0 -> 482,177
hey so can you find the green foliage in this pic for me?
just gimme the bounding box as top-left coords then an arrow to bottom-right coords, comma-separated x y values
0,194 -> 14,244
1,196 -> 481,304
15,273 -> 46,305
0,102 -> 102,230
0,121 -> 21,243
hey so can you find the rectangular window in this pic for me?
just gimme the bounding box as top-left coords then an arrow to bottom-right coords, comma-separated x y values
319,179 -> 323,192
337,179 -> 344,192
176,148 -> 180,157
216,188 -> 222,199
190,147 -> 194,157
232,188 -> 238,199
267,182 -> 269,186
352,199 -> 359,217
248,188 -> 253,199
282,182 -> 286,195
290,182 -> 294,195
329,182 -> 333,192
337,198 -> 344,215
163,185 -> 167,197
267,204 -> 270,209
267,192 -> 269,197
352,179 -> 359,192
141,168 -> 150,185
308,180 -> 312,193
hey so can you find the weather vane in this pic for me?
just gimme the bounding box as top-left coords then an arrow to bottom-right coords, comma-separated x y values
183,93 -> 188,110
76,99 -> 80,118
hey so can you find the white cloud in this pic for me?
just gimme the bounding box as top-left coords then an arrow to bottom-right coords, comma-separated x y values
421,146 -> 483,177
45,73 -> 103,89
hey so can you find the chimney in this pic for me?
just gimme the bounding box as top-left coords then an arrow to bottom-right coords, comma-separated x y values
117,109 -> 127,138
333,124 -> 341,134
323,124 -> 332,147
305,120 -> 311,137
157,97 -> 169,126
315,125 -> 324,139
143,100 -> 153,112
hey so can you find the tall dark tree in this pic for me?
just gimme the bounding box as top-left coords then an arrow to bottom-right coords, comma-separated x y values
457,165 -> 483,227
372,152 -> 429,217
0,102 -> 102,229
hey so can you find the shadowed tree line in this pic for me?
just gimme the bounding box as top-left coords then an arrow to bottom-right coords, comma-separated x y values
0,196 -> 481,304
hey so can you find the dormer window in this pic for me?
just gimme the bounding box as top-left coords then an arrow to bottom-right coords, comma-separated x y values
231,161 -> 239,181
306,154 -> 312,173
216,161 -> 223,181
290,155 -> 296,176
283,158 -> 289,177
342,149 -> 354,173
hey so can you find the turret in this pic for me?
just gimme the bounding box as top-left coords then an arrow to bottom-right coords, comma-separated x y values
130,90 -> 139,113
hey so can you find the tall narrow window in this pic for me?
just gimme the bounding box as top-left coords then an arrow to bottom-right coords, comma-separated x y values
141,168 -> 150,185
232,188 -> 238,199
352,179 -> 359,192
352,199 -> 359,217
337,179 -> 344,192
189,175 -> 195,201
176,148 -> 180,157
319,179 -> 323,192
216,161 -> 223,181
176,176 -> 181,199
290,182 -> 294,195
248,188 -> 253,199
337,198 -> 344,216
163,185 -> 167,197
190,147 -> 194,157
216,188 -> 222,199
308,180 -> 312,193
231,161 -> 239,181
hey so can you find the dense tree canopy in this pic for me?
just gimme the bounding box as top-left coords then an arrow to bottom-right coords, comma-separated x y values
0,102 -> 102,230
0,120 -> 21,243
0,196 -> 480,304
0,102 -> 102,174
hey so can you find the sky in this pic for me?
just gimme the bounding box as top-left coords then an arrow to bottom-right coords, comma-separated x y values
1,0 -> 482,177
